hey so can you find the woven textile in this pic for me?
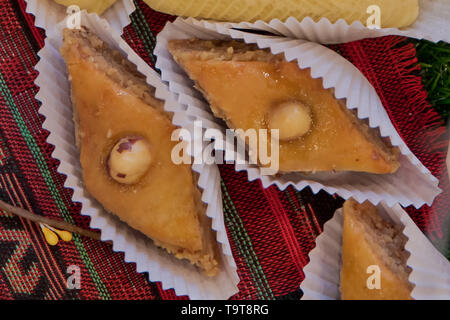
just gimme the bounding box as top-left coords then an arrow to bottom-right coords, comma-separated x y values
0,0 -> 448,300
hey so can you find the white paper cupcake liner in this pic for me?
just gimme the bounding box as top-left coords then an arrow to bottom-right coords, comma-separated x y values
301,203 -> 450,300
186,0 -> 450,44
25,0 -> 135,34
154,18 -> 441,209
35,12 -> 239,300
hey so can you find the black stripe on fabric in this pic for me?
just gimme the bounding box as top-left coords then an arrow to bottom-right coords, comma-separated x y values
9,0 -> 43,53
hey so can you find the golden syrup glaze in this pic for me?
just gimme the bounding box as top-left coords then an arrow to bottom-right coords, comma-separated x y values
68,59 -> 204,252
180,58 -> 398,173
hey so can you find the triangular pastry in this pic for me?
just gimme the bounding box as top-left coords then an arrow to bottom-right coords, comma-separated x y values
168,39 -> 400,174
340,199 -> 413,300
61,28 -> 219,276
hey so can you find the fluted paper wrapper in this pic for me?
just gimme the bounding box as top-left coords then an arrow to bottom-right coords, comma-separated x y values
301,204 -> 450,300
25,0 -> 135,34
155,19 -> 440,208
189,0 -> 450,44
34,12 -> 239,300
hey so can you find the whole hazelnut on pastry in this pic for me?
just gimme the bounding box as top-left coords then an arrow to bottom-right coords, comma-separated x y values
268,101 -> 312,141
107,136 -> 152,184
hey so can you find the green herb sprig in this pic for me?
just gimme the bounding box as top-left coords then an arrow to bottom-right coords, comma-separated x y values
415,40 -> 450,123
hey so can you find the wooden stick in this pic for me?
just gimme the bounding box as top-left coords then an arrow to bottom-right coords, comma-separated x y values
0,199 -> 102,241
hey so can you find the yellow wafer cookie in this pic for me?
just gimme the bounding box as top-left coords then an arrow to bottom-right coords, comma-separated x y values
54,0 -> 117,15
143,0 -> 419,28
